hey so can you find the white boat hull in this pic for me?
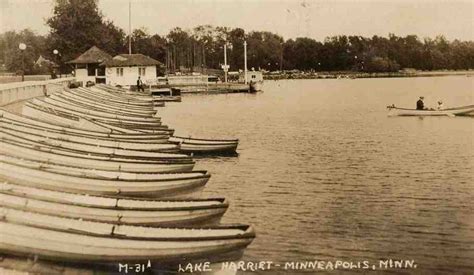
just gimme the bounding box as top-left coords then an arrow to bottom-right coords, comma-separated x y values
388,105 -> 474,116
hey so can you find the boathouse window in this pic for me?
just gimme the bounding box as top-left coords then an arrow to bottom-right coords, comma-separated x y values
116,68 -> 123,77
139,67 -> 146,76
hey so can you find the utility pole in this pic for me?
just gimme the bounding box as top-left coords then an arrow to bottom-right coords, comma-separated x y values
244,40 -> 248,84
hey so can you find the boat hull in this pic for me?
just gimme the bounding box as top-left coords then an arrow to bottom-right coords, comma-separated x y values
170,136 -> 239,154
0,158 -> 209,198
388,105 -> 474,116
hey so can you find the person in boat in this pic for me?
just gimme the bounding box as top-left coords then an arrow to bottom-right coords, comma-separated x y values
137,76 -> 145,92
416,96 -> 425,110
437,100 -> 444,110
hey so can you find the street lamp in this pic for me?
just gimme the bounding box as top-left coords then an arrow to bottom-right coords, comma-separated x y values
222,42 -> 232,82
53,49 -> 60,78
19,43 -> 26,82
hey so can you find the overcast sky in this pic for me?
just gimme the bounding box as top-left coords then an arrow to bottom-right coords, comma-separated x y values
1,0 -> 473,41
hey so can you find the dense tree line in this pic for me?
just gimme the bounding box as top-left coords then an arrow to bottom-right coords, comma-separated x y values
1,0 -> 473,75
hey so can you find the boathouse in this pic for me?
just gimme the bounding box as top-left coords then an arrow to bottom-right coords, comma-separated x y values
101,54 -> 162,87
66,46 -> 112,84
239,70 -> 263,83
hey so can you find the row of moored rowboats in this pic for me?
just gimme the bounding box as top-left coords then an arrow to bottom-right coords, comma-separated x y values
0,84 -> 252,273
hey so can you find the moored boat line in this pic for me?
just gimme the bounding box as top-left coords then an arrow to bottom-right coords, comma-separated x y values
0,83 -> 252,270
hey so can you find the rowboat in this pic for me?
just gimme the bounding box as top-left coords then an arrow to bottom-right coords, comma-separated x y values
51,93 -> 160,118
75,87 -> 161,109
60,90 -> 158,116
0,182 -> 228,226
30,98 -> 163,125
387,105 -> 474,116
22,103 -> 170,134
170,136 -> 239,154
88,86 -> 160,107
0,117 -> 170,144
0,154 -> 209,197
0,139 -> 195,173
0,110 -> 172,140
0,128 -> 184,158
0,121 -> 175,151
0,208 -> 255,263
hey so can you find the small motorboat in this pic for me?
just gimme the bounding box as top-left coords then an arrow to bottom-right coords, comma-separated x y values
169,136 -> 239,154
387,105 -> 474,117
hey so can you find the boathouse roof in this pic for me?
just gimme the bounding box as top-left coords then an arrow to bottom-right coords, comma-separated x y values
66,46 -> 113,64
101,54 -> 161,67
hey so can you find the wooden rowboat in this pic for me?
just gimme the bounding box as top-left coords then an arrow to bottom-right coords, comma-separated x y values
0,208 -> 255,264
170,136 -> 239,154
51,93 -> 159,118
59,91 -> 158,116
0,111 -> 172,141
0,129 -> 184,158
0,119 -> 177,152
0,139 -> 195,173
0,182 -> 228,226
0,117 -> 170,144
0,155 -> 209,197
31,98 -> 163,125
387,105 -> 474,116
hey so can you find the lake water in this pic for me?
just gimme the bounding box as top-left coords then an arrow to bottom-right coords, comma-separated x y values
158,76 -> 473,274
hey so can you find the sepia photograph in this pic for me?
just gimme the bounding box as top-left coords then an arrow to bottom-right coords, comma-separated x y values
0,0 -> 473,274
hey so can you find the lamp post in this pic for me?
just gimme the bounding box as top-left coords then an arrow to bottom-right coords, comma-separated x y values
53,49 -> 60,78
222,42 -> 232,82
19,43 -> 26,82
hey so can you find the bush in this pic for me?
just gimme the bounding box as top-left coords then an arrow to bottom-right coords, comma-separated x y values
365,56 -> 400,72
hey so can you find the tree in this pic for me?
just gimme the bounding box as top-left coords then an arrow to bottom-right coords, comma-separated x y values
46,0 -> 126,72
0,29 -> 48,74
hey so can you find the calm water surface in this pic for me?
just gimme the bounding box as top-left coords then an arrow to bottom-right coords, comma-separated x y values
158,76 -> 473,274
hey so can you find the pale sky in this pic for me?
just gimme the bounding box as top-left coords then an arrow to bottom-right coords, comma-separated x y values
1,0 -> 473,41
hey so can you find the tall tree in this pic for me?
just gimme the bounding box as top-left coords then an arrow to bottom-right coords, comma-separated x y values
46,0 -> 125,71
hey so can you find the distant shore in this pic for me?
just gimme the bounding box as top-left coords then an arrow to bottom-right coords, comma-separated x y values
263,70 -> 474,80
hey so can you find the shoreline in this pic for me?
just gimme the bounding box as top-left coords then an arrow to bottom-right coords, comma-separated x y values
263,70 -> 474,80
